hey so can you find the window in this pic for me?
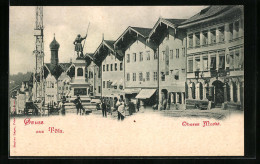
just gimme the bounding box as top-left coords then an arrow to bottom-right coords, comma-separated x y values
133,53 -> 136,62
229,23 -> 233,40
146,72 -> 150,81
110,64 -> 113,71
229,51 -> 234,69
115,63 -> 117,71
174,70 -> 179,80
210,56 -> 216,70
188,34 -> 193,47
98,86 -> 101,93
195,57 -> 200,71
210,29 -> 216,44
77,68 -> 83,76
98,67 -> 101,78
154,50 -> 158,59
127,73 -> 130,81
103,81 -> 105,88
133,73 -> 136,81
146,51 -> 150,60
153,72 -> 158,81
182,48 -> 186,56
234,50 -> 240,69
107,81 -> 110,88
139,52 -> 143,61
106,64 -> 109,71
170,50 -> 173,59
188,59 -> 193,72
139,72 -> 143,81
161,72 -> 165,81
234,21 -> 239,38
162,51 -> 165,60
219,55 -> 225,70
176,49 -> 179,58
202,31 -> 208,45
202,56 -> 208,71
127,54 -> 130,63
120,62 -> 123,71
195,32 -> 200,47
218,26 -> 225,42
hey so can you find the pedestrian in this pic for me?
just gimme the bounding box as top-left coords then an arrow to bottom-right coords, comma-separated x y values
128,100 -> 135,115
136,99 -> 140,112
61,96 -> 66,116
101,98 -> 107,117
74,95 -> 82,115
116,95 -> 125,121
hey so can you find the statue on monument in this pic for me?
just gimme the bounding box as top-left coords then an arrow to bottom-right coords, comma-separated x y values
73,34 -> 87,58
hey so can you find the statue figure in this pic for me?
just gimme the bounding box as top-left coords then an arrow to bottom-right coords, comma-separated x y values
73,34 -> 87,58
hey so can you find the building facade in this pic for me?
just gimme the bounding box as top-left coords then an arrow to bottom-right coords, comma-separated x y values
114,26 -> 158,108
94,39 -> 124,107
85,54 -> 102,98
179,5 -> 244,110
149,18 -> 187,110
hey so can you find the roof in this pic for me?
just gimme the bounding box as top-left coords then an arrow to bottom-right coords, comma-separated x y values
164,19 -> 187,25
180,6 -> 240,27
59,63 -> 72,72
131,27 -> 152,37
44,63 -> 72,79
93,40 -> 122,65
49,36 -> 60,50
103,40 -> 115,50
148,18 -> 187,38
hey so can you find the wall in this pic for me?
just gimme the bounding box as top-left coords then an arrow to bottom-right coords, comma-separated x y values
102,52 -> 124,98
125,40 -> 158,89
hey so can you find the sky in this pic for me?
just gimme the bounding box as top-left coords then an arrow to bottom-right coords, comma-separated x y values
9,6 -> 206,75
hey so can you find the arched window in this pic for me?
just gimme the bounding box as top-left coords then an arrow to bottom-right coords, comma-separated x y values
77,68 -> 83,76
199,83 -> 203,100
233,82 -> 237,102
192,83 -> 195,99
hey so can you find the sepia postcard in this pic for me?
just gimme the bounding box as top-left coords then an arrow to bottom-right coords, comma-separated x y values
9,5 -> 245,157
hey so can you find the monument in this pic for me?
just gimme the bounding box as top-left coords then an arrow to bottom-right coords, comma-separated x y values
70,33 -> 91,102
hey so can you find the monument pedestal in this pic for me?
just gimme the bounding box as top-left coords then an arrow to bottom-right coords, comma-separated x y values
70,57 -> 91,102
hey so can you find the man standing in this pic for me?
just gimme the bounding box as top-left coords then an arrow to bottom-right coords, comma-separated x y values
73,34 -> 87,58
116,95 -> 125,121
101,98 -> 107,117
74,95 -> 82,115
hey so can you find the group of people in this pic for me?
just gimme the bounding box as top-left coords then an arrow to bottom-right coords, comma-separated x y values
100,95 -> 126,120
100,95 -> 141,121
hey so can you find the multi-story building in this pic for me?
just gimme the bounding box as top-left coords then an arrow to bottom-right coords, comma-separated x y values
179,5 -> 244,109
114,26 -> 158,108
93,39 -> 124,107
85,53 -> 102,98
149,18 -> 187,110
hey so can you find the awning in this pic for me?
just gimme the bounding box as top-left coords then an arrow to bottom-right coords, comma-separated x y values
118,79 -> 123,86
135,89 -> 156,99
111,80 -> 118,86
124,88 -> 141,94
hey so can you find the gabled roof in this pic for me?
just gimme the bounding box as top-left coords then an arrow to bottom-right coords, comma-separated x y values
164,19 -> 187,25
103,40 -> 115,50
59,63 -> 72,72
131,27 -> 152,37
44,63 -> 72,80
93,39 -> 122,65
179,5 -> 242,28
148,18 -> 186,38
114,26 -> 152,46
